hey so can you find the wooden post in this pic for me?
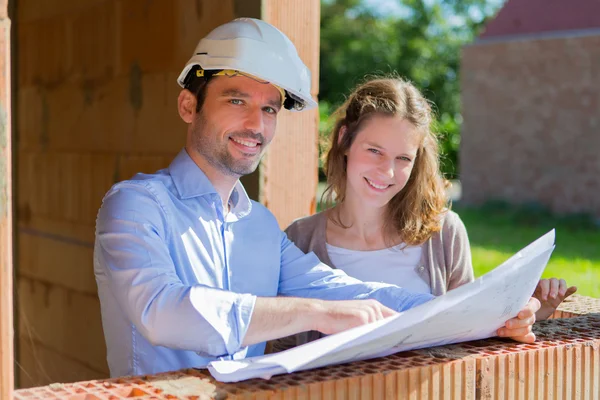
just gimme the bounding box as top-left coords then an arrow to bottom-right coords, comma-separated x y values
260,0 -> 320,229
0,0 -> 13,396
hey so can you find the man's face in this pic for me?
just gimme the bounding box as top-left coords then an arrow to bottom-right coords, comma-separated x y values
189,75 -> 283,177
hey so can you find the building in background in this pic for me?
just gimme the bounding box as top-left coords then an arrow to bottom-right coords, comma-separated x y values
460,0 -> 600,220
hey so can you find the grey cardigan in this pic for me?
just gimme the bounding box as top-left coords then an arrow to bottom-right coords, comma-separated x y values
269,209 -> 474,352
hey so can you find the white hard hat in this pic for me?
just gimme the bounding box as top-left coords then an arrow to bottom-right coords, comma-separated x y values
177,18 -> 317,111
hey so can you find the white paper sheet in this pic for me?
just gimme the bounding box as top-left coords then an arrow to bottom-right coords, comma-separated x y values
208,230 -> 556,382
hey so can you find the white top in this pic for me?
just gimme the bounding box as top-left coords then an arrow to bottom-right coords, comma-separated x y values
326,243 -> 431,294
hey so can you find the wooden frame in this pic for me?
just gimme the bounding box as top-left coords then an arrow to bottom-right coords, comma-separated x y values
0,0 -> 13,397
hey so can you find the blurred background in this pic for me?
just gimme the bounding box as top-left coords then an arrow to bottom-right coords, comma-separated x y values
316,0 -> 600,300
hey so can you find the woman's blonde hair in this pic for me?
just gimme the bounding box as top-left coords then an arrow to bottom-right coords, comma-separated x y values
322,76 -> 449,246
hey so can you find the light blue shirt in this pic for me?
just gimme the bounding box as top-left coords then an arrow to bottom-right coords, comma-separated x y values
94,149 -> 433,377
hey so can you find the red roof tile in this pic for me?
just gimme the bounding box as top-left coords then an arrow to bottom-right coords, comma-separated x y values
480,0 -> 600,39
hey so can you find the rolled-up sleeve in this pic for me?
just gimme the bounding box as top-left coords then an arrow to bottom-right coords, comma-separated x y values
277,232 -> 434,312
95,183 -> 256,357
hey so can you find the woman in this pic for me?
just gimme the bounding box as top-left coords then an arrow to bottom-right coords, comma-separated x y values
273,76 -> 575,351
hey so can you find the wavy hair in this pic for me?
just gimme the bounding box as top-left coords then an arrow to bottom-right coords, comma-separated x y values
322,76 -> 449,246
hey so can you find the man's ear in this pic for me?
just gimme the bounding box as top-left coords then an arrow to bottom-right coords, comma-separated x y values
178,89 -> 197,124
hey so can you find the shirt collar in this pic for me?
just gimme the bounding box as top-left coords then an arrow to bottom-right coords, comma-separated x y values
169,149 -> 252,218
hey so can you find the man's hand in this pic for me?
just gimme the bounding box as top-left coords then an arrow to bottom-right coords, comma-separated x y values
313,299 -> 398,335
497,297 -> 540,343
242,297 -> 397,347
533,278 -> 577,320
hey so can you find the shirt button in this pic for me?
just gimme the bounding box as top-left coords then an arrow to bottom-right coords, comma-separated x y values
419,266 -> 425,271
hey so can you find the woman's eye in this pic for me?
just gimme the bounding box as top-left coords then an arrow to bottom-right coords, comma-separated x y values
399,156 -> 412,162
368,148 -> 381,155
264,106 -> 277,114
230,99 -> 243,105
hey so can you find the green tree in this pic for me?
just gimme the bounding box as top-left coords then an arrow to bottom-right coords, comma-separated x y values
319,0 -> 501,179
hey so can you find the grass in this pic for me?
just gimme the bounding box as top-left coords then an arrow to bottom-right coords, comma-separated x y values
453,202 -> 600,298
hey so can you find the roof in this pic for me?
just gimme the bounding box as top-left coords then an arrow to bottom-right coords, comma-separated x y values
479,0 -> 600,39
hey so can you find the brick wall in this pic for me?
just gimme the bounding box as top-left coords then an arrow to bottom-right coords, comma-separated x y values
460,32 -> 600,219
14,309 -> 600,399
15,0 -> 319,387
15,0 -> 308,388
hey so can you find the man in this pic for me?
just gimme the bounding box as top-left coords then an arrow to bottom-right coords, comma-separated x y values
94,18 -> 540,378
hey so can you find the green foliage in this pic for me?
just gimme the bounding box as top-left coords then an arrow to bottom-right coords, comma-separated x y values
319,0 -> 501,178
453,203 -> 600,297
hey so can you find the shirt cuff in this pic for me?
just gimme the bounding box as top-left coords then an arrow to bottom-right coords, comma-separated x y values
233,293 -> 256,354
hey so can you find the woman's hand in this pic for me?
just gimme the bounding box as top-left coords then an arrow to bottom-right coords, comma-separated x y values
533,278 -> 577,320
497,297 -> 540,343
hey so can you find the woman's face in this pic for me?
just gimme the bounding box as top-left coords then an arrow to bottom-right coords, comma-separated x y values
344,114 -> 421,210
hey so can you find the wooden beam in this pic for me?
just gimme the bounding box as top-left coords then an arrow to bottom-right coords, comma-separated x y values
260,0 -> 320,229
0,0 -> 13,396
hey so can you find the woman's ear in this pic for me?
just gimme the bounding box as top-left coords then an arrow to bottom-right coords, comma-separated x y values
178,89 -> 197,124
338,125 -> 347,146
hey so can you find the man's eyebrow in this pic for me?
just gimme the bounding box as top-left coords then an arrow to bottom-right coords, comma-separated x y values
267,96 -> 283,109
221,88 -> 282,109
220,88 -> 250,98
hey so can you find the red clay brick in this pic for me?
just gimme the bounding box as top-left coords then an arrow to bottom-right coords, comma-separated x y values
70,1 -> 117,82
18,335 -> 105,390
18,151 -> 115,227
117,154 -> 172,182
257,3 -> 320,228
17,277 -> 107,376
18,17 -> 70,88
118,0 -> 176,74
551,294 -> 600,319
172,1 -> 236,67
16,86 -> 44,152
16,313 -> 600,399
18,230 -> 95,294
18,0 -> 109,23
129,73 -> 184,154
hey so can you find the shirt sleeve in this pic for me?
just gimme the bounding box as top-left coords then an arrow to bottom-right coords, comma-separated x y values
94,183 -> 256,357
277,231 -> 434,311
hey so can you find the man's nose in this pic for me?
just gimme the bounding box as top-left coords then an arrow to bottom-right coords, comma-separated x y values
243,108 -> 264,133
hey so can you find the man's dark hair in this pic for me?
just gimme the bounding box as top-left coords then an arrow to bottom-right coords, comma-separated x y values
183,66 -> 212,113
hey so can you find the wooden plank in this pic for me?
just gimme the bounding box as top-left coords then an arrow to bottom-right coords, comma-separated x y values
0,0 -> 14,396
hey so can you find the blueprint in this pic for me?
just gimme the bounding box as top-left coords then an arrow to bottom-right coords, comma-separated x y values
208,230 -> 556,382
